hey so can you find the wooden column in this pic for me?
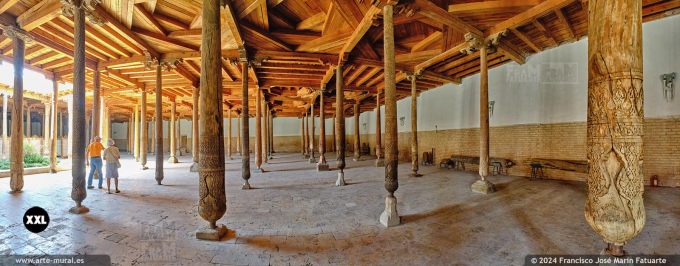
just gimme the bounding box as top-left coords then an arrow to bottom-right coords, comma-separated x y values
91,69 -> 100,137
154,63 -> 165,183
380,3 -> 400,227
66,0 -> 89,213
140,90 -> 148,170
190,88 -> 199,172
335,63 -> 346,186
6,26 -> 27,193
196,0 -> 227,240
263,102 -> 268,163
2,93 -> 7,160
471,44 -> 495,194
240,60 -> 251,189
50,79 -> 58,173
586,0 -> 645,256
255,89 -> 263,171
169,97 -> 178,164
309,102 -> 316,163
332,114 -> 336,152
352,103 -> 360,161
134,104 -> 140,161
317,88 -> 328,171
375,91 -> 383,167
227,108 -> 232,160
409,74 -> 421,177
303,112 -> 309,158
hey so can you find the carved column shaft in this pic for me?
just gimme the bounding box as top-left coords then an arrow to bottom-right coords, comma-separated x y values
155,65 -> 164,182
309,102 -> 315,162
410,75 -> 420,176
197,0 -> 226,231
353,103 -> 360,160
255,89 -> 263,170
91,69 -> 100,137
69,1 -> 88,211
479,46 -> 490,180
383,4 -> 398,196
9,32 -> 25,192
241,61 -> 251,188
168,97 -> 178,164
585,0 -> 645,254
335,63 -> 347,181
140,91 -> 148,169
318,90 -> 327,165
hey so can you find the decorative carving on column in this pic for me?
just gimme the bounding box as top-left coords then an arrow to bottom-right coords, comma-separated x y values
168,98 -> 178,164
62,0 -> 90,213
461,31 -> 502,194
255,88 -> 264,172
585,0 -> 645,256
380,3 -> 400,227
335,63 -> 347,186
240,59 -> 252,189
375,91 -> 384,167
317,87 -> 329,171
196,0 -> 228,240
352,103 -> 360,161
408,73 -> 422,177
61,0 -> 105,25
3,25 -> 31,193
308,99 -> 316,164
190,88 -> 199,172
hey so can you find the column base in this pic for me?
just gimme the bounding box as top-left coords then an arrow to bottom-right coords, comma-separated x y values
375,158 -> 384,167
168,156 -> 178,163
195,224 -> 228,241
242,180 -> 251,190
69,205 -> 90,214
317,163 -> 329,171
190,162 -> 199,172
335,172 -> 346,186
379,195 -> 400,227
601,243 -> 627,257
471,179 -> 496,194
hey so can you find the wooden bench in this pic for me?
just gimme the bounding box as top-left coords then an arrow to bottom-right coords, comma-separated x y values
527,158 -> 589,180
448,155 -> 515,175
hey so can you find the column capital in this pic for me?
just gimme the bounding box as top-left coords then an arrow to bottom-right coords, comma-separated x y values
0,25 -> 33,43
61,0 -> 105,25
460,30 -> 507,55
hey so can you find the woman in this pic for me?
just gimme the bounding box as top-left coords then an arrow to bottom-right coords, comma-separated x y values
103,139 -> 121,194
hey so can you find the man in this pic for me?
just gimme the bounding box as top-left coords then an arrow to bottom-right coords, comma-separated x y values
86,136 -> 105,189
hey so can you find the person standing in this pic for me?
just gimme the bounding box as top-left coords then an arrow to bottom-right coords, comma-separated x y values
86,136 -> 105,189
103,139 -> 121,194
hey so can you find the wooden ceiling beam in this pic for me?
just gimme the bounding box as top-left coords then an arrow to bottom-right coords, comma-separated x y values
414,41 -> 467,73
134,28 -> 199,51
338,5 -> 381,63
509,28 -> 541,53
554,8 -> 575,41
94,5 -> 160,58
486,0 -> 575,37
133,3 -> 166,35
241,22 -> 293,51
0,0 -> 19,15
412,0 -> 483,36
17,0 -> 61,31
448,0 -> 542,14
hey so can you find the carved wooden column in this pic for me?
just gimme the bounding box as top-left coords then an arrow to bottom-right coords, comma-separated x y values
309,101 -> 316,163
63,0 -> 98,213
140,90 -> 149,170
255,89 -> 263,172
169,97 -> 178,164
134,104 -> 140,161
335,63 -> 347,186
585,0 -> 645,256
196,0 -> 227,240
409,74 -> 421,177
50,79 -> 58,173
2,94 -> 7,160
3,25 -> 30,193
317,87 -> 329,171
240,59 -> 251,189
380,3 -> 400,227
190,88 -> 199,172
300,117 -> 305,156
303,112 -> 309,159
375,91 -> 383,167
91,69 -> 100,137
227,108 -> 233,160
153,63 -> 165,183
352,103 -> 360,161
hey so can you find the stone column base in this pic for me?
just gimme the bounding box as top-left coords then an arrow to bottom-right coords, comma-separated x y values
375,158 -> 384,167
69,205 -> 90,214
335,172 -> 346,186
189,162 -> 199,172
471,179 -> 496,194
317,163 -> 329,171
168,156 -> 178,163
379,195 -> 400,227
242,180 -> 251,190
195,224 -> 228,241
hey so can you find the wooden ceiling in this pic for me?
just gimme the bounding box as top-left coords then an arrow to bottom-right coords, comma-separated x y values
0,0 -> 678,120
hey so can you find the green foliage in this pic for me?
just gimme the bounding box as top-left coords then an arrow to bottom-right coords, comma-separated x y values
0,142 -> 50,170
